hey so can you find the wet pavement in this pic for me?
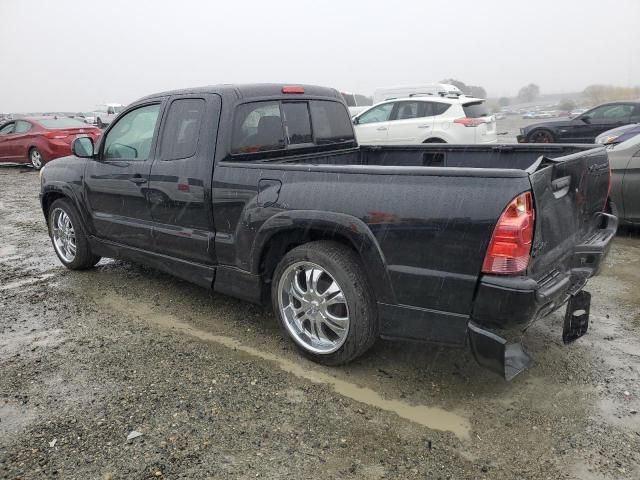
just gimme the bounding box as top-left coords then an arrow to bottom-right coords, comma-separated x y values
1,166 -> 639,479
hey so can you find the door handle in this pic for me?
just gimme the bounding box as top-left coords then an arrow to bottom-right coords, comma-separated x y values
417,125 -> 430,129
376,126 -> 387,131
130,176 -> 147,185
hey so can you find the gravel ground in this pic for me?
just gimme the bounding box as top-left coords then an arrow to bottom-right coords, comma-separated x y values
0,166 -> 639,480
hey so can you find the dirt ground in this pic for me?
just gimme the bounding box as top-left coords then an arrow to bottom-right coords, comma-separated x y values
1,166 -> 639,480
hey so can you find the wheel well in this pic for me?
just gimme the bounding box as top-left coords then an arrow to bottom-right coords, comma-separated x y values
528,128 -> 555,140
423,137 -> 446,143
41,192 -> 68,224
259,229 -> 359,296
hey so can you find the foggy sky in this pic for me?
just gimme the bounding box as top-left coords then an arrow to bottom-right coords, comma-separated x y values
1,0 -> 639,112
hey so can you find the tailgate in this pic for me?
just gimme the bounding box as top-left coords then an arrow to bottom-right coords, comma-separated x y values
527,146 -> 612,277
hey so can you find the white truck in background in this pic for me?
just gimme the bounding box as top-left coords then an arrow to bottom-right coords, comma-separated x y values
94,103 -> 124,128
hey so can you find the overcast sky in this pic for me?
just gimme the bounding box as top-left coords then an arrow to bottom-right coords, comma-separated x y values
1,0 -> 639,112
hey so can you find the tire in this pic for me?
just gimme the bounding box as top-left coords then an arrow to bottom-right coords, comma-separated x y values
424,138 -> 446,143
271,241 -> 378,365
48,198 -> 101,270
29,147 -> 43,170
97,118 -> 104,129
527,129 -> 555,143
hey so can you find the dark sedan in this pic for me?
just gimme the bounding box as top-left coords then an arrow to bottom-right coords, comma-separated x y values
517,101 -> 640,143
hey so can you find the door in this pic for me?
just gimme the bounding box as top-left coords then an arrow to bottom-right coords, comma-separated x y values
147,94 -> 221,264
84,102 -> 163,249
622,151 -> 640,222
354,103 -> 393,144
385,101 -> 434,144
0,122 -> 17,161
12,120 -> 34,161
567,104 -> 633,142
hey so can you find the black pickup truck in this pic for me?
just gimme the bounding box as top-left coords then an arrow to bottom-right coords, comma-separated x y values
40,84 -> 617,380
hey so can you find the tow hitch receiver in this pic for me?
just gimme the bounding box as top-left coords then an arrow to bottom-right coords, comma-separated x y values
562,290 -> 591,344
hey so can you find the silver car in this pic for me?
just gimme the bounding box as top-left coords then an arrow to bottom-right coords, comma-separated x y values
597,124 -> 640,224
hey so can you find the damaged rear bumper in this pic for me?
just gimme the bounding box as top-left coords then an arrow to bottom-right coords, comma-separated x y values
468,212 -> 617,380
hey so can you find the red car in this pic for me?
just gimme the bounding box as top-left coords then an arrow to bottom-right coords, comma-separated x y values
0,117 -> 101,170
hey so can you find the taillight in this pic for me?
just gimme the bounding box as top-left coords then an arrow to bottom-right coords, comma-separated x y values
454,117 -> 485,127
282,85 -> 304,94
45,131 -> 67,139
482,192 -> 535,275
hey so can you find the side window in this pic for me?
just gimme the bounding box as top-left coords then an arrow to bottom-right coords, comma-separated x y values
394,102 -> 420,121
160,98 -> 205,160
103,104 -> 160,161
0,122 -> 15,135
231,101 -> 284,154
431,103 -> 451,116
631,105 -> 640,122
310,101 -> 355,145
14,121 -> 32,133
590,104 -> 632,120
282,102 -> 312,145
358,103 -> 393,124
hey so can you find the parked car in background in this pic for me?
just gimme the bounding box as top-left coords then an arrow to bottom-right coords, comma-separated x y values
75,112 -> 96,125
0,117 -> 101,169
372,84 -> 463,104
596,124 -> 640,224
40,83 -> 615,379
93,103 -> 124,128
517,101 -> 640,143
340,91 -> 368,117
352,96 -> 496,145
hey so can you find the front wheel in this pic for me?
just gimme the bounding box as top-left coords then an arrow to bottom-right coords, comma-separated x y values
527,129 -> 555,143
29,148 -> 43,170
271,241 -> 378,365
48,198 -> 101,270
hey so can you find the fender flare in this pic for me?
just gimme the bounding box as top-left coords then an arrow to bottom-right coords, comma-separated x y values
249,210 -> 396,304
40,182 -> 93,234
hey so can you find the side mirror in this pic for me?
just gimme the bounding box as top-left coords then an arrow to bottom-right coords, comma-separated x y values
581,115 -> 591,124
352,117 -> 359,125
72,136 -> 95,158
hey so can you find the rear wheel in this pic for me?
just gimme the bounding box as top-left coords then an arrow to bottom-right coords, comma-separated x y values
48,198 -> 101,270
29,148 -> 43,170
528,129 -> 555,143
97,117 -> 104,129
424,138 -> 446,143
271,241 -> 378,365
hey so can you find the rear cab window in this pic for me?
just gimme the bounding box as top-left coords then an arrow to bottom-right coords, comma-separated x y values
231,99 -> 354,156
160,98 -> 205,160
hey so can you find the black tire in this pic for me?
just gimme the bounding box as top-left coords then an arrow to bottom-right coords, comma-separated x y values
48,198 -> 101,270
527,129 -> 555,143
271,241 -> 378,366
424,138 -> 446,143
97,118 -> 104,129
29,147 -> 43,170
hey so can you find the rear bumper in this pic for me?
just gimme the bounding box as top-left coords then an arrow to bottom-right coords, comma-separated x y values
472,212 -> 617,330
468,212 -> 617,379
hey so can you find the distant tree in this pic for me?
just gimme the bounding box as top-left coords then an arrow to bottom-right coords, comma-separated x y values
583,84 -> 640,104
517,84 -> 540,103
441,78 -> 468,93
498,97 -> 510,107
468,86 -> 487,99
558,99 -> 576,112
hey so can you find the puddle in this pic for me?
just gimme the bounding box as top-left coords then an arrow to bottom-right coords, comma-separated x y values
97,293 -> 471,439
0,245 -> 17,257
0,272 -> 57,291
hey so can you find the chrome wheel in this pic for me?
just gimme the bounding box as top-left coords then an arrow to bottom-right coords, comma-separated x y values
277,261 -> 350,354
30,149 -> 42,169
51,208 -> 77,263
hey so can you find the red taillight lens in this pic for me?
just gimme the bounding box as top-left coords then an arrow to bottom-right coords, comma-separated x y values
282,85 -> 304,94
454,117 -> 485,127
482,192 -> 535,275
45,131 -> 67,139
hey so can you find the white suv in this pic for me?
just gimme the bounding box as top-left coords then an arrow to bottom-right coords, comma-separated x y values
352,96 -> 497,145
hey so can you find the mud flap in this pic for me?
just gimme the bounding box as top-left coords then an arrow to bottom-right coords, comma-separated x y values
468,322 -> 533,381
562,290 -> 591,344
